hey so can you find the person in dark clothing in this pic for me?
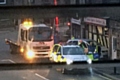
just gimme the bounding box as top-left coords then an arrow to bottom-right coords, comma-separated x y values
88,42 -> 96,53
98,45 -> 101,58
54,31 -> 60,44
78,40 -> 88,54
79,40 -> 87,49
90,42 -> 101,59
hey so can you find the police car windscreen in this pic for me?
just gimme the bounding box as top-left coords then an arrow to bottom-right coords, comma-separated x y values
29,27 -> 52,41
63,47 -> 84,55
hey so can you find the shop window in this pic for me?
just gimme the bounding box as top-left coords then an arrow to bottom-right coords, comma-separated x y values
103,36 -> 107,47
93,26 -> 96,33
93,34 -> 97,41
85,24 -> 89,30
104,28 -> 109,36
113,38 -> 117,50
89,32 -> 92,39
97,26 -> 103,34
89,25 -> 92,32
98,38 -> 100,44
99,35 -> 103,46
85,30 -> 88,39
106,37 -> 109,48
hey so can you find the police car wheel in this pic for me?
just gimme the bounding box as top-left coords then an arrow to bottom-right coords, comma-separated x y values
61,68 -> 69,74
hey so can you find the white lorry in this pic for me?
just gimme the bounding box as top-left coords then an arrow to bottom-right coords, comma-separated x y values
5,20 -> 54,60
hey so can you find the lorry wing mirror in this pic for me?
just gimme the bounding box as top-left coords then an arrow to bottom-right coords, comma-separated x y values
5,39 -> 10,44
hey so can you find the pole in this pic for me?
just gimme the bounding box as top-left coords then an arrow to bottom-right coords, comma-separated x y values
71,19 -> 72,39
114,67 -> 117,74
108,28 -> 112,59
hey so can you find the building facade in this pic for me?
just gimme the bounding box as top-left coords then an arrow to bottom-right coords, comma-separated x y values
1,0 -> 120,6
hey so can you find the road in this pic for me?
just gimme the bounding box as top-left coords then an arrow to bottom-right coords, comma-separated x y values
0,28 -> 113,80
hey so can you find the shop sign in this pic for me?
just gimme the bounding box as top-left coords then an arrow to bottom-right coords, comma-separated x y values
71,18 -> 81,25
84,17 -> 106,26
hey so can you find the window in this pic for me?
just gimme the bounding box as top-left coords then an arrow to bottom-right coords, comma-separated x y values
89,25 -> 92,32
53,45 -> 59,52
99,35 -> 103,46
67,41 -> 78,45
97,26 -> 103,34
57,47 -> 61,53
21,29 -> 27,41
21,29 -> 24,41
89,33 -> 92,39
113,38 -> 117,50
103,36 -> 107,47
93,34 -> 97,41
0,0 -> 6,4
63,47 -> 84,55
93,26 -> 96,33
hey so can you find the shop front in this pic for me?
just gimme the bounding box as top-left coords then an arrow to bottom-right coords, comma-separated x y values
71,18 -> 81,38
83,17 -> 109,58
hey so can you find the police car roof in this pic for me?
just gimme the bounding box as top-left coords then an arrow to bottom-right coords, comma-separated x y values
68,38 -> 95,42
61,45 -> 80,48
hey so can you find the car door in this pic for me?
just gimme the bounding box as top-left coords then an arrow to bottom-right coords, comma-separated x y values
50,44 -> 60,61
52,44 -> 59,53
56,46 -> 62,61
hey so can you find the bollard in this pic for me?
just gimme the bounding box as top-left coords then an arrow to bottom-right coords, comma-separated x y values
113,67 -> 117,74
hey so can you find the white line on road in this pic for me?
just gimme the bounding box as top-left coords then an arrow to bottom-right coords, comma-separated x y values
1,59 -> 15,63
35,73 -> 49,80
98,74 -> 112,80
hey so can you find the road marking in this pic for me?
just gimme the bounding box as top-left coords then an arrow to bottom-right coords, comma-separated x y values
1,59 -> 15,63
98,74 -> 112,80
35,73 -> 49,80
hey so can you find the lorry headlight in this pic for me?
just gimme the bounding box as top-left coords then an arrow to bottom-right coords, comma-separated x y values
66,59 -> 73,65
20,48 -> 24,53
87,58 -> 92,64
26,50 -> 35,59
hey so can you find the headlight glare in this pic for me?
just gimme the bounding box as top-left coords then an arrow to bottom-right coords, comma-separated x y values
87,58 -> 92,64
66,59 -> 73,65
26,50 -> 35,59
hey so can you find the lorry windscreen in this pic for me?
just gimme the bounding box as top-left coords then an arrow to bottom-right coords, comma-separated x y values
29,27 -> 52,41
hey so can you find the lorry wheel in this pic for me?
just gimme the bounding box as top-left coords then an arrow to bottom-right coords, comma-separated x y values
10,48 -> 16,54
10,51 -> 14,54
9,44 -> 18,54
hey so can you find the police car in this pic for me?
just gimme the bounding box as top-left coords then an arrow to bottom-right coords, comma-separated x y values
50,44 -> 92,65
67,39 -> 108,59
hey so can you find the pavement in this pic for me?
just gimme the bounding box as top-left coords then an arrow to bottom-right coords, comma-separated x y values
94,67 -> 120,80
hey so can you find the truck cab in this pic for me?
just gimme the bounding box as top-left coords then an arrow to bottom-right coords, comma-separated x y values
6,20 -> 54,60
